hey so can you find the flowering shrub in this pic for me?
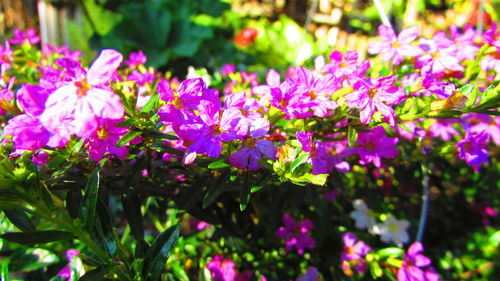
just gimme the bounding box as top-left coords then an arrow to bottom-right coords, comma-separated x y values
0,22 -> 498,281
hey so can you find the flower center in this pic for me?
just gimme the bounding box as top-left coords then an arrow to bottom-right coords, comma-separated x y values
75,79 -> 91,97
97,127 -> 110,140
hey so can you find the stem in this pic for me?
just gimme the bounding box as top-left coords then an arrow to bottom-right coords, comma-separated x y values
304,0 -> 319,32
32,200 -> 111,262
477,0 -> 485,35
373,0 -> 392,28
416,164 -> 430,242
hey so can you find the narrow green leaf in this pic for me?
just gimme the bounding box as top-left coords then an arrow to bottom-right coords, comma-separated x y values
81,169 -> 100,232
0,194 -> 23,210
9,248 -> 59,272
1,230 -> 75,245
95,198 -> 117,258
116,130 -> 142,148
1,258 -> 9,281
4,210 -> 36,232
171,262 -> 189,281
79,266 -> 113,281
376,247 -> 404,258
122,192 -> 145,241
116,118 -> 139,127
202,172 -> 229,209
207,159 -> 230,169
347,126 -> 358,147
66,189 -> 82,219
140,93 -> 159,113
240,173 -> 251,211
146,131 -> 179,140
143,225 -> 181,281
290,152 -> 310,172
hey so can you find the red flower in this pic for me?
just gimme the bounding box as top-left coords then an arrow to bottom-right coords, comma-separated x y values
234,28 -> 258,47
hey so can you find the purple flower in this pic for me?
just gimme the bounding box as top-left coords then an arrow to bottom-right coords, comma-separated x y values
456,132 -> 489,172
341,233 -> 371,275
125,50 -> 147,68
39,49 -> 124,138
398,242 -> 439,281
296,131 -> 351,175
158,78 -> 206,123
464,113 -> 500,145
345,75 -> 405,126
429,119 -> 459,141
274,214 -> 315,255
0,41 -> 14,73
85,119 -> 129,162
0,77 -> 14,115
32,151 -> 49,165
9,28 -> 40,45
221,64 -> 236,76
229,118 -> 276,171
173,89 -> 242,164
296,266 -> 322,281
323,51 -> 370,82
58,249 -> 80,281
368,25 -> 421,65
355,126 -> 399,168
206,255 -> 236,281
417,35 -> 464,78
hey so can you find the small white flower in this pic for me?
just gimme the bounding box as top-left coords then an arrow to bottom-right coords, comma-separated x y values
350,199 -> 377,231
372,214 -> 410,247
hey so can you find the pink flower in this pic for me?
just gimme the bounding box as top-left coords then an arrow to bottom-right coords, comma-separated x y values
9,28 -> 40,45
39,49 -> 124,138
355,126 -> 399,168
398,242 -> 439,281
206,255 -> 236,281
368,25 -> 421,65
341,233 -> 371,275
125,50 -> 147,68
456,132 -> 489,172
84,119 -> 129,162
275,214 -> 315,255
345,76 -> 406,126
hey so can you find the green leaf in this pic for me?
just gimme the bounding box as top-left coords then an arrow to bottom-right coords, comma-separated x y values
207,159 -> 230,169
95,198 -> 117,258
66,189 -> 82,219
290,152 -> 310,172
347,126 -> 358,147
0,194 -> 23,210
140,93 -> 159,113
79,266 -> 114,281
122,192 -> 145,241
240,173 -> 251,211
1,231 -> 75,245
1,258 -> 9,281
143,225 -> 181,281
81,169 -> 100,232
376,247 -> 404,258
116,118 -> 139,127
4,210 -> 36,232
202,172 -> 229,209
171,262 -> 189,281
461,84 -> 478,108
116,130 -> 142,148
9,248 -> 59,272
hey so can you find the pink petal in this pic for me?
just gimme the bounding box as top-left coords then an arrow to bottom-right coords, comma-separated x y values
87,49 -> 123,86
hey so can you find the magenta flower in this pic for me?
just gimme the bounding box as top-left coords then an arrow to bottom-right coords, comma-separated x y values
229,118 -> 276,171
58,249 -> 80,281
296,266 -> 322,281
39,49 -> 124,138
125,50 -> 147,68
9,28 -> 40,45
398,242 -> 440,281
465,113 -> 500,145
221,64 -> 236,76
456,132 -> 489,172
275,214 -> 315,255
84,119 -> 129,162
341,233 -> 371,275
206,255 -> 236,281
0,77 -> 14,115
417,35 -> 464,78
323,50 -> 370,83
345,75 -> 406,126
0,41 -> 13,73
429,119 -> 459,141
355,126 -> 399,168
158,78 -> 206,123
368,25 -> 421,65
296,131 -> 351,175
